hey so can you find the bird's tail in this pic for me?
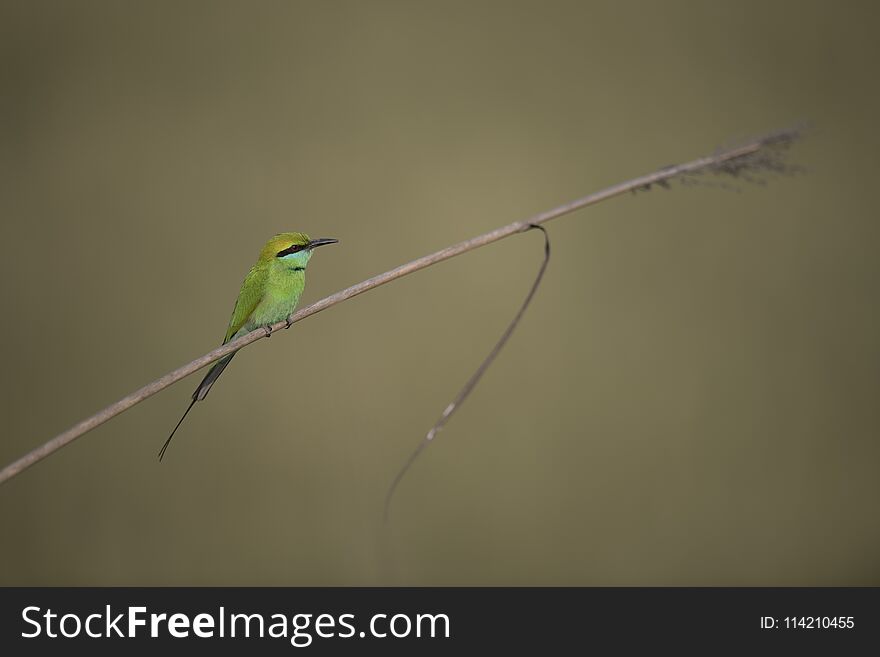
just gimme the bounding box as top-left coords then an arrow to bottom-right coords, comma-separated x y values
193,351 -> 237,402
159,398 -> 196,461
158,351 -> 237,461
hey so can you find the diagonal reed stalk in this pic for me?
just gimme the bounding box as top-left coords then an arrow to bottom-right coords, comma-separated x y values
0,127 -> 802,486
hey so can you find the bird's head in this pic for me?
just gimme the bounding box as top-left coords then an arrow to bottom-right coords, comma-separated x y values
260,232 -> 338,269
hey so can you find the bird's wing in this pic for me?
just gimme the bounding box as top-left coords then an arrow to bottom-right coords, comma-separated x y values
223,264 -> 267,343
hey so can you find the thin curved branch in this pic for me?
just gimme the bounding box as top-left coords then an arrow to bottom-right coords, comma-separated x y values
383,225 -> 551,523
0,127 -> 802,486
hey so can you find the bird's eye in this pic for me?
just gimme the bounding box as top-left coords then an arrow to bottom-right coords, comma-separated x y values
276,244 -> 303,257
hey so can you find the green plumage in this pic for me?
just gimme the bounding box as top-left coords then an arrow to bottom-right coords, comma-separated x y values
159,232 -> 337,460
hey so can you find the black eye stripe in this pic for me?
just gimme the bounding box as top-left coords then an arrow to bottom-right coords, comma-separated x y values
276,244 -> 305,257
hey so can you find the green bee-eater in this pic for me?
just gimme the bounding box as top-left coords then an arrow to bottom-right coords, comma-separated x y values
159,232 -> 338,460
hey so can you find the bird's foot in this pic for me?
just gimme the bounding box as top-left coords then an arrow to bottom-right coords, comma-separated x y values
264,326 -> 273,338
285,317 -> 293,330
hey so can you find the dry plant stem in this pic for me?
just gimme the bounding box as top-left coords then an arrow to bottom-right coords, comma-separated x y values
383,225 -> 551,523
0,128 -> 800,486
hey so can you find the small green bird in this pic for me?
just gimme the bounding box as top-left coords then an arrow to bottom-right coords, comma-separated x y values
159,232 -> 337,460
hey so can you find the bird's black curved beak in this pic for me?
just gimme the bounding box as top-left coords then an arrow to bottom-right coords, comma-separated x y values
307,238 -> 339,249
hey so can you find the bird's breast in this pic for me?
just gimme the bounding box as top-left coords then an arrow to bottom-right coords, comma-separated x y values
251,269 -> 306,326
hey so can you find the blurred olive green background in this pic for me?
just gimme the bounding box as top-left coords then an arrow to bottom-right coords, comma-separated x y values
1,0 -> 878,585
